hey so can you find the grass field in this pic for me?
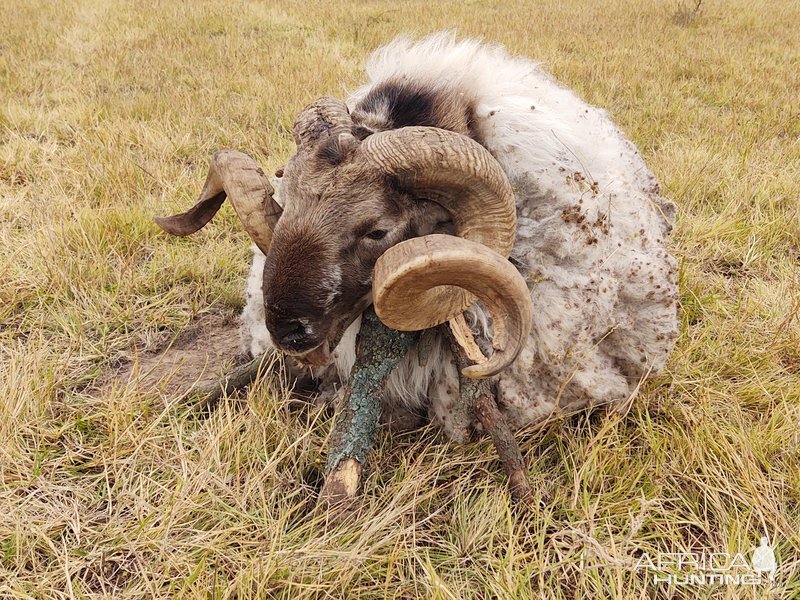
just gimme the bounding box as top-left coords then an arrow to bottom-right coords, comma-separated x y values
2,0 -> 799,597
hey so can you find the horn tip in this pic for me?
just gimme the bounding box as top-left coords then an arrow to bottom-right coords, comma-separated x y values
461,364 -> 497,379
154,215 -> 188,236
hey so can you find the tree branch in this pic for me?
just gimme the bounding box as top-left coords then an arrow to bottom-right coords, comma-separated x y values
319,307 -> 419,508
443,323 -> 533,502
182,352 -> 274,413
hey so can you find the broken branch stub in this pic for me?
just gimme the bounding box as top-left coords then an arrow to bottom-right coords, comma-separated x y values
320,307 -> 419,507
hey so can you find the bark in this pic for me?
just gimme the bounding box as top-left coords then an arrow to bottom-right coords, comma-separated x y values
438,316 -> 479,443
473,391 -> 533,501
319,307 -> 419,508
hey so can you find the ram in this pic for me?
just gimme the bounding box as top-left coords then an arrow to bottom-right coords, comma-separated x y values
157,33 -> 678,449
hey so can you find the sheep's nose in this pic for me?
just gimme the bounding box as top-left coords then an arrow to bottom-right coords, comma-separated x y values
272,318 -> 312,350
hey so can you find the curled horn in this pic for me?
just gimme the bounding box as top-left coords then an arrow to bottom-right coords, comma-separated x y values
362,127 -> 532,378
154,150 -> 281,256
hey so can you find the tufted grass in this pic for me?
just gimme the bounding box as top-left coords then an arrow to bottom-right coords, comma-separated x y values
1,0 -> 799,597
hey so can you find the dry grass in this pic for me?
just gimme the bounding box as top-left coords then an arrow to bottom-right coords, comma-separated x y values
1,0 -> 799,597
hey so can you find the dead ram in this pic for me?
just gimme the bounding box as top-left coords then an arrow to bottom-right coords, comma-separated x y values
156,33 -> 679,498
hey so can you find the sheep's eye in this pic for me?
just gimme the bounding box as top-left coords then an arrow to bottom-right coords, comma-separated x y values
365,229 -> 388,241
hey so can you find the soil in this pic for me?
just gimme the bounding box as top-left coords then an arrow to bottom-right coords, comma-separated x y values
108,313 -> 247,398
101,312 -> 428,432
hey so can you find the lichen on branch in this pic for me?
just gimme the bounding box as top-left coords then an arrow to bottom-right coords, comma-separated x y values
323,308 -> 419,482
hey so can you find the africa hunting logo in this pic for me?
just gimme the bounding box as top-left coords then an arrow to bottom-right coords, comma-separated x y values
634,537 -> 777,587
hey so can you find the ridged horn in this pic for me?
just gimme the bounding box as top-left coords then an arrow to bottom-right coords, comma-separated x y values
154,150 -> 280,256
362,126 -> 517,321
373,234 -> 532,378
362,127 -> 531,377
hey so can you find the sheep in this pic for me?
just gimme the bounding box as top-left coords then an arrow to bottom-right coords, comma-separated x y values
157,32 -> 679,443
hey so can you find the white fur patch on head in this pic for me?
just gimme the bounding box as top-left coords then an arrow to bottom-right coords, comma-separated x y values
320,264 -> 342,308
240,244 -> 272,357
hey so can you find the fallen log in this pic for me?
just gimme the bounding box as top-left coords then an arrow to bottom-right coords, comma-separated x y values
178,308 -> 531,506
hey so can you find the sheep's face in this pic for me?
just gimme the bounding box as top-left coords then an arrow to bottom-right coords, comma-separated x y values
262,148 -> 450,364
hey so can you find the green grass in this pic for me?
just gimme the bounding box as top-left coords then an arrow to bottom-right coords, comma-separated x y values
1,0 -> 799,597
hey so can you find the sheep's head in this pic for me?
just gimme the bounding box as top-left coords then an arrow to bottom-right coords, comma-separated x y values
155,98 -> 532,378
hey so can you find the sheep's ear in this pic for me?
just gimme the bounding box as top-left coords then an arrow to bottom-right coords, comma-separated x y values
316,132 -> 360,165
